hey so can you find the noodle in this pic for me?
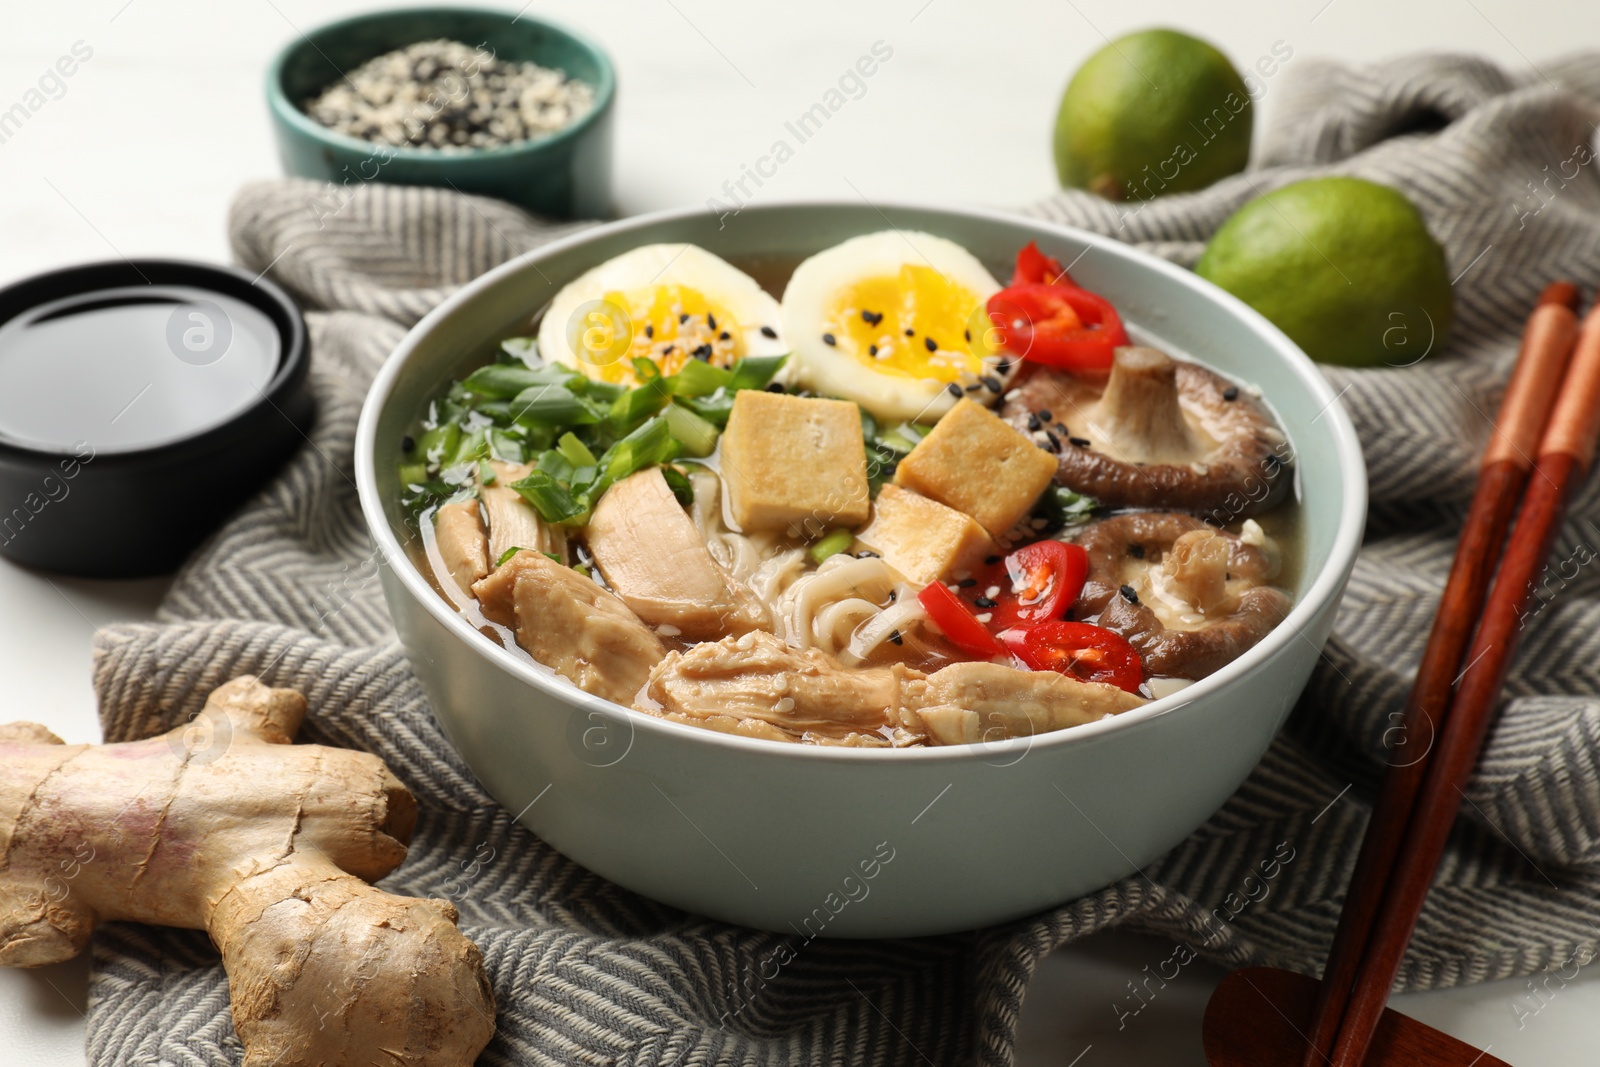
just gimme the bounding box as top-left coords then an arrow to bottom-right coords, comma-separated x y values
777,553 -> 926,663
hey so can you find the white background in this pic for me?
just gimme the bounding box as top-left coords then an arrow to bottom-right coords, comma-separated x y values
3,1 -> 1598,1064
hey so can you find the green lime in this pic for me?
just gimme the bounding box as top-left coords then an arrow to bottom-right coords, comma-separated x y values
1195,177 -> 1454,368
1053,29 -> 1252,201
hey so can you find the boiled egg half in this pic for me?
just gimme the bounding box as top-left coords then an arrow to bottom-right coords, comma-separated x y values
781,231 -> 1002,422
539,244 -> 787,386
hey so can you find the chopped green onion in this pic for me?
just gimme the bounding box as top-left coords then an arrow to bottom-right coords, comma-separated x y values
556,432 -> 597,467
543,551 -> 562,563
809,528 -> 855,564
397,462 -> 428,487
663,401 -> 720,458
500,336 -> 539,363
511,383 -> 604,426
599,414 -> 680,487
660,464 -> 696,507
728,354 -> 788,391
496,546 -> 523,566
478,458 -> 498,486
487,427 -> 525,463
462,362 -> 576,399
1038,486 -> 1098,528
415,423 -> 460,464
669,358 -> 732,397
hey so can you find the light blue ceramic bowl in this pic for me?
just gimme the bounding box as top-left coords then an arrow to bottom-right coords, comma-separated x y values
355,202 -> 1366,937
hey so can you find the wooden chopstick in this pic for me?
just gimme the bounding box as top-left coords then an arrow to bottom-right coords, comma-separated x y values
1325,297 -> 1600,1067
1300,282 -> 1584,1066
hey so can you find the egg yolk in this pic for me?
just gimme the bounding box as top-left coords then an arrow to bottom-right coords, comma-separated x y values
826,265 -> 993,381
570,284 -> 743,384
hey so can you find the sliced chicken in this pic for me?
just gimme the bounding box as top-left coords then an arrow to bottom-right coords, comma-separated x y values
640,630 -> 927,740
586,467 -> 765,639
433,500 -> 489,596
481,483 -> 567,567
471,552 -> 664,705
912,662 -> 1145,745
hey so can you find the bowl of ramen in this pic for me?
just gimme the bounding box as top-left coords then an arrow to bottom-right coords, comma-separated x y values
355,201 -> 1365,936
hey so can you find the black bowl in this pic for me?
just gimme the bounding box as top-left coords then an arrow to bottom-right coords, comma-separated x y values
0,260 -> 313,578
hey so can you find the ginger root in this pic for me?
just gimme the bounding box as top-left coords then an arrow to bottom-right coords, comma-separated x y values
0,676 -> 495,1067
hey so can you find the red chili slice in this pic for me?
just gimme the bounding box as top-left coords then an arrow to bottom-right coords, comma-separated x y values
1011,240 -> 1076,288
1000,621 -> 1144,693
918,580 -> 1005,659
987,283 -> 1130,373
981,541 -> 1090,633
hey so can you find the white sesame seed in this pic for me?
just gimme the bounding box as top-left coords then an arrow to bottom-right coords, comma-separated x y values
975,613 -> 993,624
984,585 -> 1001,599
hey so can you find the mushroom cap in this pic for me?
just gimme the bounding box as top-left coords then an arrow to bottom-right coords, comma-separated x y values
1001,346 -> 1293,519
1072,512 -> 1291,680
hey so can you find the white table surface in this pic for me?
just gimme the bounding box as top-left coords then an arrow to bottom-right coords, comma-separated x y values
4,1 -> 1599,1064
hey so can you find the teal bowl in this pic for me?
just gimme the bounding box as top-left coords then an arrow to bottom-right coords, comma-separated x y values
356,202 -> 1367,936
265,6 -> 615,219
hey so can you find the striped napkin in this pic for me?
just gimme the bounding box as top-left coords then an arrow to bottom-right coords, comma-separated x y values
86,52 -> 1600,1066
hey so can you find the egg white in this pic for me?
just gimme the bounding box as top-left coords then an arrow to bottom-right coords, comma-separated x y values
538,244 -> 786,379
780,231 -> 1001,423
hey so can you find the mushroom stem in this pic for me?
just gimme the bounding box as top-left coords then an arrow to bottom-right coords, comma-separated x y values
1092,347 -> 1206,464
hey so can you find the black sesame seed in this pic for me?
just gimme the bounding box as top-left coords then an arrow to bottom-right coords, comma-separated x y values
1128,543 -> 1145,559
1044,430 -> 1062,452
706,313 -> 716,331
946,383 -> 963,398
861,309 -> 883,326
400,434 -> 415,453
974,596 -> 998,609
692,344 -> 713,360
1120,584 -> 1140,605
965,383 -> 983,393
964,329 -> 971,342
823,333 -> 837,346
766,382 -> 786,393
889,630 -> 904,645
996,358 -> 1013,375
980,375 -> 1002,392
720,330 -> 731,340
925,336 -> 938,352
1037,409 -> 1052,421
1027,413 -> 1042,431
761,325 -> 778,338
1070,437 -> 1092,448
644,324 -> 654,338
869,344 -> 879,356
958,577 -> 978,588
662,345 -> 675,356
905,328 -> 914,337
678,313 -> 689,324
1223,385 -> 1240,401
984,555 -> 1001,565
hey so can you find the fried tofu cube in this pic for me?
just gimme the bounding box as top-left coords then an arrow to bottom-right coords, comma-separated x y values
721,391 -> 871,534
894,398 -> 1059,536
854,485 -> 997,586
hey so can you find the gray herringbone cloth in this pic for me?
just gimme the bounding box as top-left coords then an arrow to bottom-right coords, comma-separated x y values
86,54 -> 1600,1066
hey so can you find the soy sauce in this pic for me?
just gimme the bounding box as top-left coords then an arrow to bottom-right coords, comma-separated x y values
0,285 -> 279,454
